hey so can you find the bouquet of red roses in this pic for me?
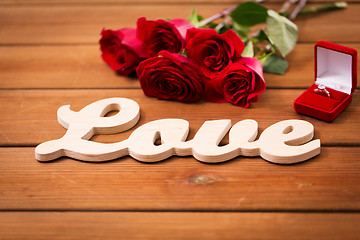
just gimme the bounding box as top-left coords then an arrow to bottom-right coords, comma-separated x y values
99,1 -> 345,108
100,17 -> 265,108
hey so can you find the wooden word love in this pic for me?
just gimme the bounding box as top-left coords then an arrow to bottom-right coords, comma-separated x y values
35,98 -> 321,164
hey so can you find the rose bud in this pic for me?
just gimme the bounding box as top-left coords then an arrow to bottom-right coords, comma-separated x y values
137,50 -> 205,103
185,28 -> 245,76
100,28 -> 146,75
137,17 -> 193,58
204,57 -> 266,108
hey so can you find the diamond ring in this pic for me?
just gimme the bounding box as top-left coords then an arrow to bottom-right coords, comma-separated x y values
314,85 -> 331,98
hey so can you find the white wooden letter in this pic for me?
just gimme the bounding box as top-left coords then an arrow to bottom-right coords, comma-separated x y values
258,120 -> 321,164
127,119 -> 190,162
35,98 -> 140,161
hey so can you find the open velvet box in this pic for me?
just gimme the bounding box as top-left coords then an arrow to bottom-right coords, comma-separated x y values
294,41 -> 357,121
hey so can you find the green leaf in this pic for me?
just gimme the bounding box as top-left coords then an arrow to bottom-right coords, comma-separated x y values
232,22 -> 250,39
206,22 -> 217,29
179,49 -> 187,57
266,10 -> 298,57
231,1 -> 268,26
188,8 -> 200,27
242,41 -> 254,57
262,54 -> 289,75
253,29 -> 276,52
256,29 -> 270,42
215,22 -> 231,34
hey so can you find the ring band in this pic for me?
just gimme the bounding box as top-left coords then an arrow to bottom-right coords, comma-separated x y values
314,85 -> 331,98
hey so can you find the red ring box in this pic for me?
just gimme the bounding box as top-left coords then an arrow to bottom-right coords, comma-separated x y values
294,41 -> 357,121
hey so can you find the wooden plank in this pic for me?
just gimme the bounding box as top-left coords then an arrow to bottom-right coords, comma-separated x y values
0,0 -> 353,4
0,212 -> 359,240
0,89 -> 359,146
0,147 -> 360,210
0,4 -> 357,44
1,43 -> 359,89
0,45 -> 139,89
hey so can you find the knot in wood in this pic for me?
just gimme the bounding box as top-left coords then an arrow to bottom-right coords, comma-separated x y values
188,175 -> 217,185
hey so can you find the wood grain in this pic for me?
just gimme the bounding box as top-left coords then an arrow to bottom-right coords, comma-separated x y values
0,3 -> 357,44
0,45 -> 139,89
0,89 -> 359,146
0,147 -> 360,210
1,43 -> 358,89
0,212 -> 359,240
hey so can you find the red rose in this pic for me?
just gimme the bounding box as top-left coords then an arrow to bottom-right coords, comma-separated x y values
204,57 -> 266,108
137,50 -> 205,103
137,17 -> 193,58
100,28 -> 146,75
185,28 -> 245,76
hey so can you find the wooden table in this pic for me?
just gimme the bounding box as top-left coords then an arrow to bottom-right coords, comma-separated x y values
0,0 -> 359,239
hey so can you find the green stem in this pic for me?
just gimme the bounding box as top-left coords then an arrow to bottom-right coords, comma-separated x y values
299,1 -> 347,15
282,2 -> 347,17
198,5 -> 237,28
